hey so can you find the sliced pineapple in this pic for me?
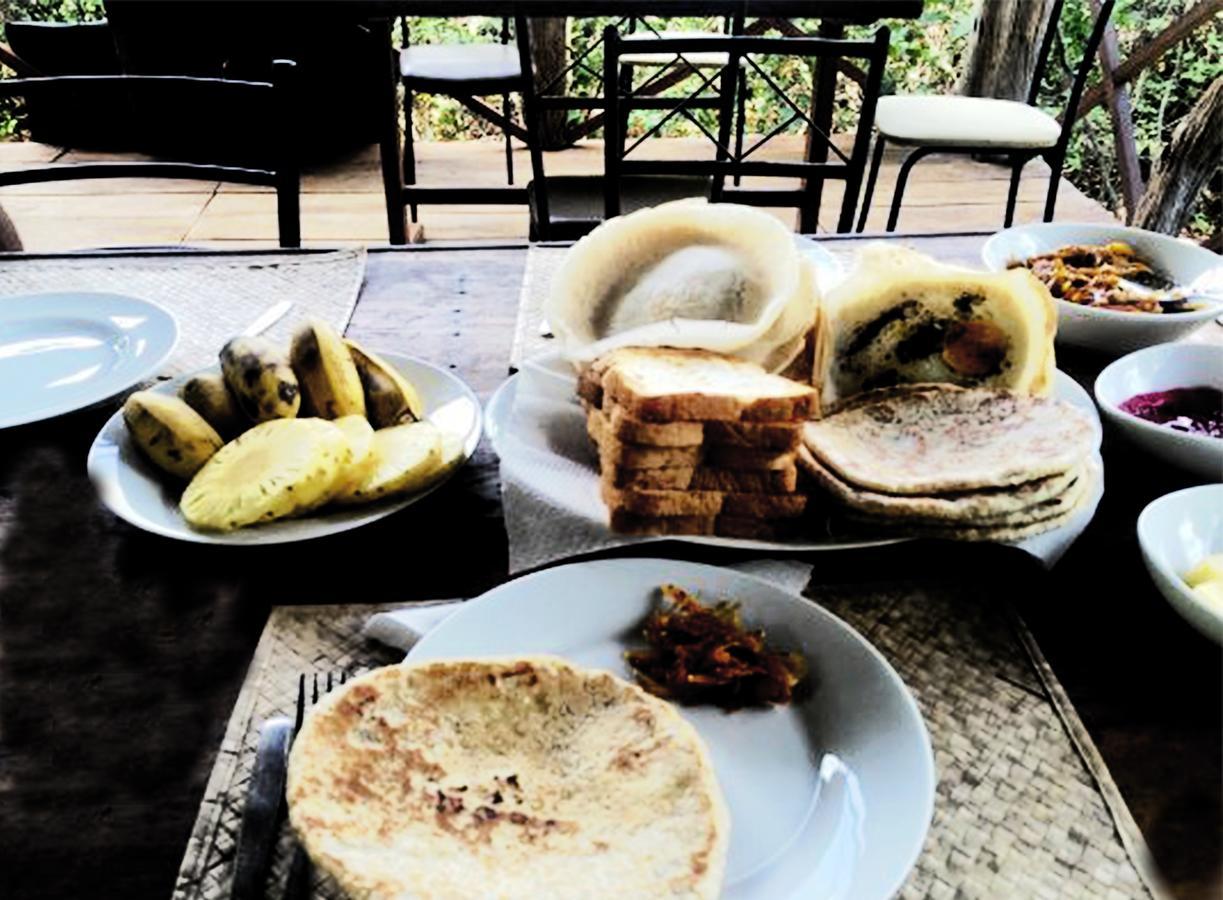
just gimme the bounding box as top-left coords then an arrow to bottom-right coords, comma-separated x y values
180,418 -> 349,531
331,415 -> 378,498
334,420 -> 443,505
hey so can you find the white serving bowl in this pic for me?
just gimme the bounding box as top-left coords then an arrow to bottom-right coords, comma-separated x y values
982,223 -> 1223,354
1138,484 -> 1223,643
1094,343 -> 1223,480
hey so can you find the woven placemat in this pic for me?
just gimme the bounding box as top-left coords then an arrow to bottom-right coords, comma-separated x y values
172,585 -> 1165,900
0,250 -> 366,376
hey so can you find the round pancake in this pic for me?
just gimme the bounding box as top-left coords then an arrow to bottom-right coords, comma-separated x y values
802,384 -> 1096,495
845,462 -> 1098,542
798,444 -> 1084,525
287,657 -> 729,900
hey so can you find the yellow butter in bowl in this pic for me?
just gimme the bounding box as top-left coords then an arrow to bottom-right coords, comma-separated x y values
1184,553 -> 1223,610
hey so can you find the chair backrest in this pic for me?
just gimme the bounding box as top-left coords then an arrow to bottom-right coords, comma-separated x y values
0,60 -> 301,247
1030,0 -> 1116,150
602,27 -> 890,233
400,16 -> 512,48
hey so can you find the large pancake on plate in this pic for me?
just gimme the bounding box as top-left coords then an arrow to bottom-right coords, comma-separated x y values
802,384 -> 1096,495
287,657 -> 729,900
797,444 -> 1084,525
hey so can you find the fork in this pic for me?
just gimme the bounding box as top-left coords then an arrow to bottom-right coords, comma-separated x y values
283,671 -> 348,900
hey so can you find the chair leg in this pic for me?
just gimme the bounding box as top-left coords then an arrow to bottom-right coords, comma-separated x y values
503,93 -> 514,185
276,177 -> 301,249
618,64 -> 634,158
402,84 -> 418,223
1043,152 -> 1064,222
1004,155 -> 1026,228
856,133 -> 886,232
733,66 -> 747,187
886,147 -> 929,232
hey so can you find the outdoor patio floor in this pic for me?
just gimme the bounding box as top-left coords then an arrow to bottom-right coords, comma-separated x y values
0,134 -> 1116,250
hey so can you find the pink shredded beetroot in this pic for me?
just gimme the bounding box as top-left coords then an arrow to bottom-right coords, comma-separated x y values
1119,387 -> 1222,439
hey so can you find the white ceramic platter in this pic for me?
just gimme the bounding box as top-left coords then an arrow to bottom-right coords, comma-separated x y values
485,353 -> 1103,556
0,291 -> 179,429
1138,484 -> 1223,643
86,351 -> 482,545
981,222 -> 1223,354
408,558 -> 935,900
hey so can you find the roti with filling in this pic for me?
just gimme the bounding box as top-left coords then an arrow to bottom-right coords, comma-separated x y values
802,384 -> 1096,495
287,657 -> 729,900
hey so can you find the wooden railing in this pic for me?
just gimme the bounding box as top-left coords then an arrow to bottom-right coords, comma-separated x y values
1080,0 -> 1222,225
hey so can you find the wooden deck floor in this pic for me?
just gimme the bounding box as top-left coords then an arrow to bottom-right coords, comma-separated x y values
0,135 -> 1115,250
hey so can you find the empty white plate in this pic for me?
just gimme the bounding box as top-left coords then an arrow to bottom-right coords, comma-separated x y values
86,351 -> 482,545
0,291 -> 178,428
409,558 -> 935,900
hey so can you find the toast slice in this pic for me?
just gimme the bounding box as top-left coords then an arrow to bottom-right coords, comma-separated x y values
609,509 -> 802,540
604,463 -> 799,493
602,484 -> 809,518
587,402 -> 802,450
588,407 -> 796,470
586,347 -> 817,423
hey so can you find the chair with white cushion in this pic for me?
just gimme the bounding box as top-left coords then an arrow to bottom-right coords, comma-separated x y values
397,18 -> 526,225
857,0 -> 1114,232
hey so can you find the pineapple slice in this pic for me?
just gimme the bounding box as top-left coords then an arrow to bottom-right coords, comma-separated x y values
331,415 -> 378,498
180,418 -> 349,531
1184,553 -> 1223,588
334,420 -> 443,505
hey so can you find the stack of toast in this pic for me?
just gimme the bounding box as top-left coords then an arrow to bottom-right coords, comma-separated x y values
578,348 -> 818,539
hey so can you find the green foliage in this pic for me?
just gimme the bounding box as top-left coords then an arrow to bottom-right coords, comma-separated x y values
1,1 -> 1218,235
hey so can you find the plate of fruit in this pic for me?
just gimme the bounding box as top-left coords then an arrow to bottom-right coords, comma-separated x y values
86,319 -> 482,544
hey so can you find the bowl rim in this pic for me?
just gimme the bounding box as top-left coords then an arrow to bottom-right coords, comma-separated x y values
1137,483 -> 1223,633
981,222 -> 1223,320
1093,344 -> 1223,451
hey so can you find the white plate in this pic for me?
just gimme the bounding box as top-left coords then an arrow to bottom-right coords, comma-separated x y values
0,291 -> 179,429
409,558 -> 935,900
86,351 -> 482,545
486,354 -> 1103,556
981,222 -> 1223,354
1138,484 -> 1223,643
1094,343 -> 1222,480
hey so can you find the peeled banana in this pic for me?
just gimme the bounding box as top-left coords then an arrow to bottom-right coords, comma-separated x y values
344,339 -> 424,428
123,391 -> 223,480
180,418 -> 349,531
290,319 -> 366,419
178,372 -> 247,439
220,336 -> 301,423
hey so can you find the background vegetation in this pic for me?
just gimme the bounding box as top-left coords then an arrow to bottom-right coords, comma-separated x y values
1,0 -> 1218,235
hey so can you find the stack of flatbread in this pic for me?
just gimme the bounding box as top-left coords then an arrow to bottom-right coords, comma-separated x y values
579,347 -> 818,539
800,384 -> 1098,542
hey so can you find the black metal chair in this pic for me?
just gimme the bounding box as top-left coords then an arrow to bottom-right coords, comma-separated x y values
0,60 -> 301,247
614,16 -> 749,182
519,27 -> 889,241
857,0 -> 1115,232
397,17 -> 528,227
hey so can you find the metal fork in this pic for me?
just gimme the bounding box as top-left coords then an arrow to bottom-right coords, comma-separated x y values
283,671 -> 348,900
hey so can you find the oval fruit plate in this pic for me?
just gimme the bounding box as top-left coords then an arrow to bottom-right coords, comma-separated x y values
87,351 -> 482,545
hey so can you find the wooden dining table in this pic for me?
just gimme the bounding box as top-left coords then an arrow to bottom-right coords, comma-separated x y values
0,234 -> 1218,900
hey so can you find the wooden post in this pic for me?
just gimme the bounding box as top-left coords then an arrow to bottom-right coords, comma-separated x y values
528,17 -> 569,150
1133,74 -> 1222,234
1089,0 -> 1144,221
957,0 -> 1057,101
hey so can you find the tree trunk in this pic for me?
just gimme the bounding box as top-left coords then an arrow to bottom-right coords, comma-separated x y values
1133,74 -> 1223,234
528,17 -> 569,149
957,0 -> 1056,101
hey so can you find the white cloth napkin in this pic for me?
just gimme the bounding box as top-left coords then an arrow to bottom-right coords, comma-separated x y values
494,353 -> 1104,573
363,559 -> 814,654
